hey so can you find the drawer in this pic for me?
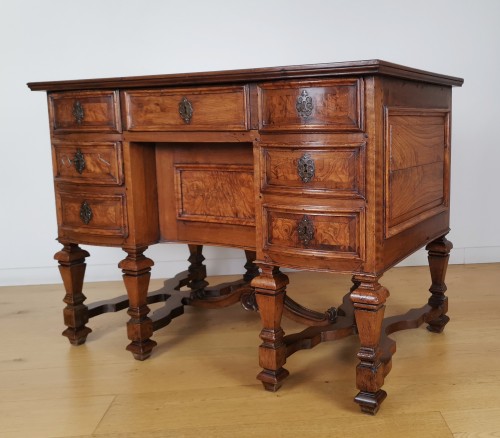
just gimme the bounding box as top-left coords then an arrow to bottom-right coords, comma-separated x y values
48,90 -> 121,133
258,79 -> 362,132
123,85 -> 248,131
262,204 -> 365,262
260,143 -> 365,198
53,141 -> 123,185
56,190 -> 128,238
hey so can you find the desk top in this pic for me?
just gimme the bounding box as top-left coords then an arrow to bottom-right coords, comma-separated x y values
27,59 -> 464,92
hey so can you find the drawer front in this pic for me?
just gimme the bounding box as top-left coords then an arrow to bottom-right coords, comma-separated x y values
53,142 -> 123,185
258,79 -> 362,132
262,204 -> 365,261
48,91 -> 121,133
261,143 -> 365,198
123,86 -> 248,131
56,190 -> 128,237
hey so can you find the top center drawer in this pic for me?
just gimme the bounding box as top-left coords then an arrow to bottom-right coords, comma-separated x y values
123,85 -> 249,131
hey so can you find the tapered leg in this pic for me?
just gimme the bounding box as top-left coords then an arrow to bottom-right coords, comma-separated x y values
55,243 -> 92,345
426,235 -> 453,333
252,264 -> 289,392
119,246 -> 157,360
351,274 -> 390,415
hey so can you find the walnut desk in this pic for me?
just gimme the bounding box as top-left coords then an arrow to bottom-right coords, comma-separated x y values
28,60 -> 463,414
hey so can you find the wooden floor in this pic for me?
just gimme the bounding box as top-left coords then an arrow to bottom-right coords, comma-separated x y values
1,263 -> 499,437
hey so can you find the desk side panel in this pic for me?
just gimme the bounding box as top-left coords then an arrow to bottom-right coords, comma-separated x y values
376,77 -> 453,272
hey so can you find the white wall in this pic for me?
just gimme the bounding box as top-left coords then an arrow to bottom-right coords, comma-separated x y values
1,0 -> 499,286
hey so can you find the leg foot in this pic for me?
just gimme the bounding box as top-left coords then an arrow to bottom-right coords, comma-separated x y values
354,390 -> 387,415
257,367 -> 290,392
252,265 -> 289,391
119,246 -> 157,360
62,327 -> 92,345
427,314 -> 450,333
54,243 -> 92,346
127,339 -> 158,361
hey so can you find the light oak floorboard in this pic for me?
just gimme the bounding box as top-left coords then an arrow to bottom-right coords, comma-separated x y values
0,263 -> 498,437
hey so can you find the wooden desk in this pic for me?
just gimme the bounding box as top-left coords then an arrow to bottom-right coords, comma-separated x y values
28,60 -> 463,414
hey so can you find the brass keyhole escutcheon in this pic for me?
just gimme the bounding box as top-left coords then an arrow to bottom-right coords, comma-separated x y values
72,101 -> 84,124
297,215 -> 314,246
80,201 -> 93,225
73,149 -> 85,174
178,97 -> 193,124
296,89 -> 313,118
297,153 -> 315,183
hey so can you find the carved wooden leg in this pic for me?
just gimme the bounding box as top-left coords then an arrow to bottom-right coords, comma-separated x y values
187,244 -> 209,292
119,246 -> 157,360
426,235 -> 453,333
240,251 -> 259,311
55,243 -> 92,345
252,265 -> 289,392
243,250 -> 259,282
351,274 -> 390,415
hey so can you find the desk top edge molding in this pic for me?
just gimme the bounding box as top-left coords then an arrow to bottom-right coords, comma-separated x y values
27,59 -> 464,92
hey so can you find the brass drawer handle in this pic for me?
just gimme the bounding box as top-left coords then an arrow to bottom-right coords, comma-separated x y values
178,97 -> 193,124
73,149 -> 86,174
297,215 -> 314,246
80,201 -> 93,225
296,90 -> 313,118
297,153 -> 315,183
72,101 -> 85,124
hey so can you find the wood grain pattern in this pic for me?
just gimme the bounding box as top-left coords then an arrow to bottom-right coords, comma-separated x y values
389,116 -> 445,171
390,162 -> 445,223
175,164 -> 255,226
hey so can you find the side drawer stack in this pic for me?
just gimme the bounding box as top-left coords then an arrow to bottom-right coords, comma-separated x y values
48,90 -> 128,245
256,78 -> 366,272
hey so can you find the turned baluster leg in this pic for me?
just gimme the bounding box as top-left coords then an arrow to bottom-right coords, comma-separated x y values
240,250 -> 260,311
426,235 -> 453,333
55,243 -> 92,345
187,244 -> 209,291
252,265 -> 289,391
119,246 -> 157,360
243,250 -> 259,283
351,274 -> 390,415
